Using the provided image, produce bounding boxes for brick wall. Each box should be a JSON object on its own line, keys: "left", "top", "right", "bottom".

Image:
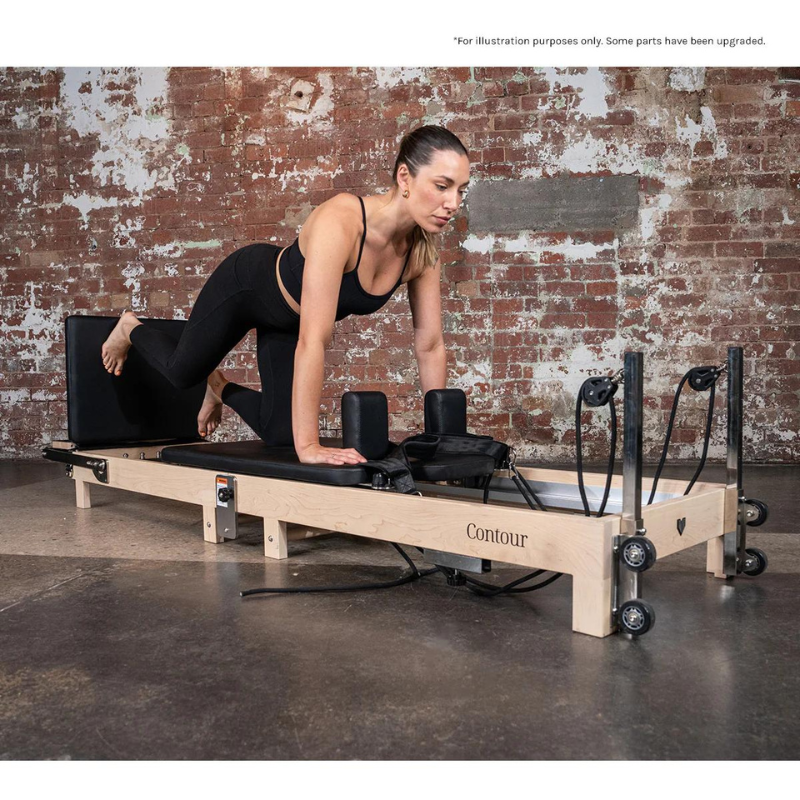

{"left": 1, "top": 67, "right": 798, "bottom": 461}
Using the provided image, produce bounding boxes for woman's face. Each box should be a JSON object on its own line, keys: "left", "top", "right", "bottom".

{"left": 404, "top": 150, "right": 470, "bottom": 233}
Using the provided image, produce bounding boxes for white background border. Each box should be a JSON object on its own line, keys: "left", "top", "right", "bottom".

{"left": 5, "top": 0, "right": 795, "bottom": 66}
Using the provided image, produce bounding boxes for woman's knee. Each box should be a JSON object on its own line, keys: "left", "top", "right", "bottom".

{"left": 169, "top": 366, "right": 207, "bottom": 391}
{"left": 257, "top": 421, "right": 293, "bottom": 447}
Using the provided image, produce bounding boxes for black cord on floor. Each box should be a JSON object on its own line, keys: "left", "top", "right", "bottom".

{"left": 463, "top": 569, "right": 563, "bottom": 597}
{"left": 240, "top": 543, "right": 438, "bottom": 597}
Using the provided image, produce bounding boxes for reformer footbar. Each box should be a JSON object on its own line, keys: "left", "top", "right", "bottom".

{"left": 43, "top": 316, "right": 771, "bottom": 638}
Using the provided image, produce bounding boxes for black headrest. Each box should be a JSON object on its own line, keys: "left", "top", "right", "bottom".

{"left": 65, "top": 315, "right": 205, "bottom": 446}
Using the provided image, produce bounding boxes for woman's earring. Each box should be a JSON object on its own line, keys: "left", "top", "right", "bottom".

{"left": 402, "top": 190, "right": 409, "bottom": 198}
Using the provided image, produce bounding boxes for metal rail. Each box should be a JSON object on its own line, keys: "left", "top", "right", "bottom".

{"left": 724, "top": 346, "right": 745, "bottom": 575}
{"left": 615, "top": 351, "right": 645, "bottom": 619}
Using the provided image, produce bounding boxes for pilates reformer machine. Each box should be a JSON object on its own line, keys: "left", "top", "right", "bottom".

{"left": 43, "top": 316, "right": 769, "bottom": 638}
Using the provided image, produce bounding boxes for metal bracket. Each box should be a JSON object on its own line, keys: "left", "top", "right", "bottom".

{"left": 215, "top": 474, "right": 238, "bottom": 540}
{"left": 89, "top": 459, "right": 108, "bottom": 483}
{"left": 739, "top": 501, "right": 758, "bottom": 526}
{"left": 42, "top": 447, "right": 109, "bottom": 483}
{"left": 423, "top": 548, "right": 491, "bottom": 574}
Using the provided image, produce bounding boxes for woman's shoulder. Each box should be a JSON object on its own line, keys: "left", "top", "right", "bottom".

{"left": 310, "top": 193, "right": 363, "bottom": 223}
{"left": 297, "top": 194, "right": 364, "bottom": 256}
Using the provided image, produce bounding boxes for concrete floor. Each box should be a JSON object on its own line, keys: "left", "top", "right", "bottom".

{"left": 1, "top": 459, "right": 798, "bottom": 759}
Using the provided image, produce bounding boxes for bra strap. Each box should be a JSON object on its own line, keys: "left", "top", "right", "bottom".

{"left": 354, "top": 197, "right": 368, "bottom": 271}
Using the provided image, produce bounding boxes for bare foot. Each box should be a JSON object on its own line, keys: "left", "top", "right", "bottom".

{"left": 198, "top": 370, "right": 228, "bottom": 438}
{"left": 101, "top": 311, "right": 141, "bottom": 376}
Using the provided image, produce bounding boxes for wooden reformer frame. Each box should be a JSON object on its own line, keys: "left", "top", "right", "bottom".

{"left": 46, "top": 347, "right": 757, "bottom": 638}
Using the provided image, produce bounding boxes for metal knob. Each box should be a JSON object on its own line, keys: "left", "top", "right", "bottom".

{"left": 217, "top": 487, "right": 234, "bottom": 503}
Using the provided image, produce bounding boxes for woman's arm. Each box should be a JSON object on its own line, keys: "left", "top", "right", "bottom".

{"left": 408, "top": 259, "right": 447, "bottom": 394}
{"left": 292, "top": 197, "right": 366, "bottom": 465}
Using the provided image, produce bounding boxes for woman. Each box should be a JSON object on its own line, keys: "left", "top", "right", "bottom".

{"left": 101, "top": 125, "right": 470, "bottom": 465}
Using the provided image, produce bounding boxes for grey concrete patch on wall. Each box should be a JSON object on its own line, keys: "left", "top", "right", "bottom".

{"left": 466, "top": 176, "right": 640, "bottom": 232}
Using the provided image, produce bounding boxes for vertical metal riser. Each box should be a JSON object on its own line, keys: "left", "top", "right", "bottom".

{"left": 614, "top": 351, "right": 644, "bottom": 619}
{"left": 215, "top": 474, "right": 238, "bottom": 541}
{"left": 724, "top": 346, "right": 745, "bottom": 575}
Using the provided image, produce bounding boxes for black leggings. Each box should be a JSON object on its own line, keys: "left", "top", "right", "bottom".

{"left": 129, "top": 243, "right": 300, "bottom": 446}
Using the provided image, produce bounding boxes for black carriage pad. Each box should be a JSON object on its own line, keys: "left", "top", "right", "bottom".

{"left": 160, "top": 440, "right": 370, "bottom": 486}
{"left": 65, "top": 315, "right": 205, "bottom": 447}
{"left": 160, "top": 439, "right": 497, "bottom": 487}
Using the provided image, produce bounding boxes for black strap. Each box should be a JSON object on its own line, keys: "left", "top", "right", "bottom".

{"left": 400, "top": 433, "right": 440, "bottom": 461}
{"left": 509, "top": 464, "right": 548, "bottom": 512}
{"left": 362, "top": 432, "right": 509, "bottom": 494}
{"left": 354, "top": 197, "right": 368, "bottom": 270}
{"left": 362, "top": 457, "right": 419, "bottom": 494}
{"left": 419, "top": 432, "right": 509, "bottom": 464}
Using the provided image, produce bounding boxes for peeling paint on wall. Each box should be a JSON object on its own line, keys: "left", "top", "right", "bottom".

{"left": 374, "top": 67, "right": 429, "bottom": 89}
{"left": 669, "top": 68, "right": 706, "bottom": 92}
{"left": 493, "top": 233, "right": 618, "bottom": 261}
{"left": 62, "top": 193, "right": 121, "bottom": 227}
{"left": 640, "top": 194, "right": 674, "bottom": 240}
{"left": 525, "top": 134, "right": 646, "bottom": 178}
{"left": 675, "top": 106, "right": 728, "bottom": 159}
{"left": 536, "top": 67, "right": 612, "bottom": 118}
{"left": 61, "top": 69, "right": 171, "bottom": 195}
{"left": 2, "top": 283, "right": 68, "bottom": 360}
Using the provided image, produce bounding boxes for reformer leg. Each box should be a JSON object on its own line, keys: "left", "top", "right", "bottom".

{"left": 572, "top": 570, "right": 615, "bottom": 637}
{"left": 75, "top": 477, "right": 91, "bottom": 509}
{"left": 707, "top": 484, "right": 738, "bottom": 578}
{"left": 203, "top": 506, "right": 224, "bottom": 543}
{"left": 263, "top": 519, "right": 288, "bottom": 560}
{"left": 706, "top": 536, "right": 727, "bottom": 579}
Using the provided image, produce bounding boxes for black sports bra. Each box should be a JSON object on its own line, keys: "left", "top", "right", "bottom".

{"left": 279, "top": 196, "right": 411, "bottom": 321}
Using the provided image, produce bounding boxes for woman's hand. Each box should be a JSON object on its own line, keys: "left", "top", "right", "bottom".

{"left": 296, "top": 443, "right": 367, "bottom": 466}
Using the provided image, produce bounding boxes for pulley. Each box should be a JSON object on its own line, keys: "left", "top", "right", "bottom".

{"left": 579, "top": 367, "right": 624, "bottom": 408}
{"left": 688, "top": 364, "right": 726, "bottom": 392}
